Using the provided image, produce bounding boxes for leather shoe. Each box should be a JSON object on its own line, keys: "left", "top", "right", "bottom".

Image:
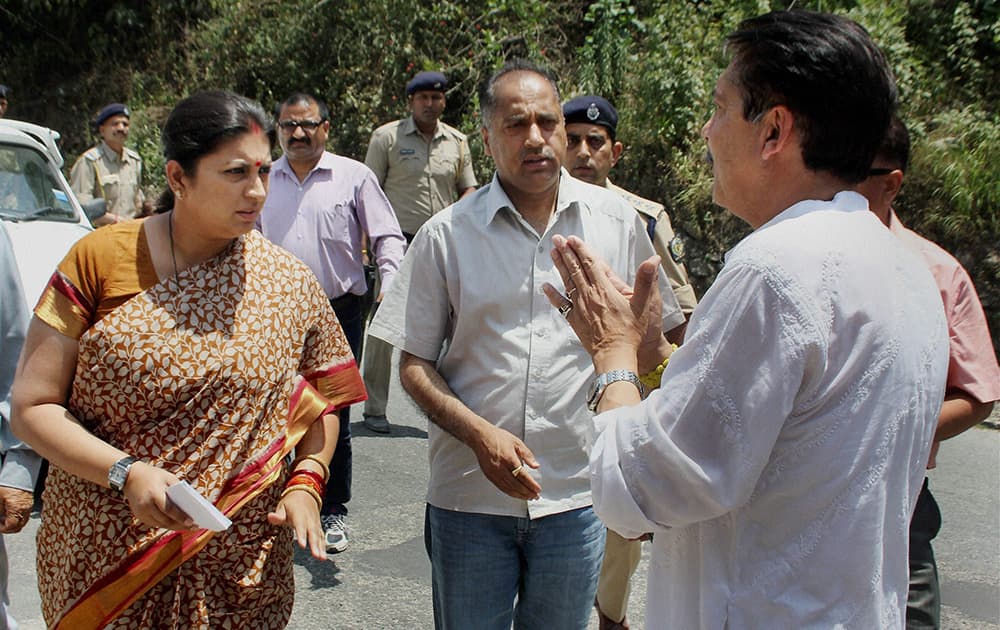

{"left": 363, "top": 414, "right": 390, "bottom": 433}
{"left": 595, "top": 598, "right": 629, "bottom": 630}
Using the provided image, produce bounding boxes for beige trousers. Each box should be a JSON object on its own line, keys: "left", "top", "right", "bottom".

{"left": 596, "top": 529, "right": 642, "bottom": 623}
{"left": 361, "top": 334, "right": 391, "bottom": 417}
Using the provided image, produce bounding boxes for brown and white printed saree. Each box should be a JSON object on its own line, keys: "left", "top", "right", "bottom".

{"left": 33, "top": 224, "right": 365, "bottom": 629}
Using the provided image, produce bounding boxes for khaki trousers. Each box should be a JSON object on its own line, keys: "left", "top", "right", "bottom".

{"left": 361, "top": 333, "right": 391, "bottom": 417}
{"left": 596, "top": 529, "right": 642, "bottom": 623}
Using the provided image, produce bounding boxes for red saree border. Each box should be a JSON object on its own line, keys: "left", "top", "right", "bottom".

{"left": 304, "top": 360, "right": 368, "bottom": 411}
{"left": 51, "top": 372, "right": 354, "bottom": 629}
{"left": 34, "top": 271, "right": 92, "bottom": 340}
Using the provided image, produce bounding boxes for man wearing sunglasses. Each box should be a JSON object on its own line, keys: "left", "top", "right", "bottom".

{"left": 258, "top": 92, "right": 405, "bottom": 555}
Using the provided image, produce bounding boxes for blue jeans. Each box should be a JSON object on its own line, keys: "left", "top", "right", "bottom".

{"left": 323, "top": 294, "right": 364, "bottom": 515}
{"left": 425, "top": 504, "right": 605, "bottom": 630}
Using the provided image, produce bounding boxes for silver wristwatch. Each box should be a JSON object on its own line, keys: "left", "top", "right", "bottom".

{"left": 108, "top": 456, "right": 137, "bottom": 493}
{"left": 587, "top": 370, "right": 645, "bottom": 412}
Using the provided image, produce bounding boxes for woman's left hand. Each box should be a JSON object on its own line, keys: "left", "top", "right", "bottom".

{"left": 267, "top": 491, "right": 326, "bottom": 561}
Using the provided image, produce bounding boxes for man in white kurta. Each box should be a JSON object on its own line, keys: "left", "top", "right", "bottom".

{"left": 545, "top": 10, "right": 951, "bottom": 629}
{"left": 590, "top": 192, "right": 948, "bottom": 627}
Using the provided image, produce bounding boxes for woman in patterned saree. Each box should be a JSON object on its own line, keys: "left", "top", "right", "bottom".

{"left": 11, "top": 91, "right": 365, "bottom": 628}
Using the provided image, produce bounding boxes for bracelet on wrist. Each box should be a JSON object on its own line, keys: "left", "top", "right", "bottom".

{"left": 639, "top": 344, "right": 679, "bottom": 392}
{"left": 291, "top": 453, "right": 330, "bottom": 481}
{"left": 280, "top": 483, "right": 323, "bottom": 509}
{"left": 287, "top": 472, "right": 325, "bottom": 496}
{"left": 288, "top": 469, "right": 326, "bottom": 490}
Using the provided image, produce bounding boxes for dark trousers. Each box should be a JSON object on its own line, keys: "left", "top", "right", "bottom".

{"left": 324, "top": 293, "right": 364, "bottom": 515}
{"left": 907, "top": 477, "right": 942, "bottom": 629}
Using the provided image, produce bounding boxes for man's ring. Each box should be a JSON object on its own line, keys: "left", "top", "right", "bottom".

{"left": 511, "top": 465, "right": 523, "bottom": 477}
{"left": 558, "top": 302, "right": 573, "bottom": 318}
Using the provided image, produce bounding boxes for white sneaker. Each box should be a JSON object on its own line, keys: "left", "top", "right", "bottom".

{"left": 321, "top": 513, "right": 349, "bottom": 553}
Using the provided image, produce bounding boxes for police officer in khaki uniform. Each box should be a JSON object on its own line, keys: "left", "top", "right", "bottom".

{"left": 69, "top": 103, "right": 144, "bottom": 224}
{"left": 361, "top": 71, "right": 477, "bottom": 433}
{"left": 563, "top": 94, "right": 697, "bottom": 630}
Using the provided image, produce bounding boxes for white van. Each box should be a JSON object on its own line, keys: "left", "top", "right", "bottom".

{"left": 0, "top": 120, "right": 96, "bottom": 309}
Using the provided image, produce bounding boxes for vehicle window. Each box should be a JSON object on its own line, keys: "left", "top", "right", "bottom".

{"left": 0, "top": 144, "right": 76, "bottom": 222}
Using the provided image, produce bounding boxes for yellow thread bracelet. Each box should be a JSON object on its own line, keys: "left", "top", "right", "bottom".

{"left": 639, "top": 344, "right": 678, "bottom": 391}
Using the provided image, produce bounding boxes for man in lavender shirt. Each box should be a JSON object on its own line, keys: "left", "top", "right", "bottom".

{"left": 259, "top": 92, "right": 406, "bottom": 554}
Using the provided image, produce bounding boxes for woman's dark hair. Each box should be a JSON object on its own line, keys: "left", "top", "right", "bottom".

{"left": 725, "top": 10, "right": 898, "bottom": 184}
{"left": 155, "top": 90, "right": 275, "bottom": 213}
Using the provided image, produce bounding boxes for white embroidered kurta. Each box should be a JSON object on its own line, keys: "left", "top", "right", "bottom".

{"left": 591, "top": 192, "right": 950, "bottom": 629}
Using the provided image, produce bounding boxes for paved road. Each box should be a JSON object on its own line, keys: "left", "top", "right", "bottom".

{"left": 6, "top": 365, "right": 999, "bottom": 628}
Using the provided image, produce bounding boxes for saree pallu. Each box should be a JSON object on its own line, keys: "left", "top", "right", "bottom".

{"left": 34, "top": 229, "right": 365, "bottom": 629}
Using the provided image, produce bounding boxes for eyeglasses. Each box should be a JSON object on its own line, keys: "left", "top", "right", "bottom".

{"left": 867, "top": 167, "right": 896, "bottom": 176}
{"left": 566, "top": 133, "right": 608, "bottom": 152}
{"left": 278, "top": 119, "right": 324, "bottom": 132}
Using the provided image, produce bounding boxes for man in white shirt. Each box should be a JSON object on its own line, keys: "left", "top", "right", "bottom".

{"left": 545, "top": 10, "right": 950, "bottom": 629}
{"left": 369, "top": 59, "right": 684, "bottom": 629}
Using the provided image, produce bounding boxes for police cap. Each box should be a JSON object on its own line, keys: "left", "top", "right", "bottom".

{"left": 94, "top": 103, "right": 130, "bottom": 127}
{"left": 406, "top": 71, "right": 448, "bottom": 95}
{"left": 562, "top": 95, "right": 618, "bottom": 138}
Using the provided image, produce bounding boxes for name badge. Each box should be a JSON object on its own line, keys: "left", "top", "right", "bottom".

{"left": 399, "top": 148, "right": 416, "bottom": 156}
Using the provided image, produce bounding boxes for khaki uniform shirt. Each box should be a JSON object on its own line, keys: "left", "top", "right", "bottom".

{"left": 608, "top": 179, "right": 697, "bottom": 313}
{"left": 365, "top": 116, "right": 477, "bottom": 235}
{"left": 69, "top": 140, "right": 144, "bottom": 219}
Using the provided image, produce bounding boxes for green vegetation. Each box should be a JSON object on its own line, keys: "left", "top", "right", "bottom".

{"left": 3, "top": 0, "right": 998, "bottom": 347}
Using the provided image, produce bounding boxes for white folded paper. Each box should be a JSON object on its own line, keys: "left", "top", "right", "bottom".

{"left": 165, "top": 481, "right": 232, "bottom": 531}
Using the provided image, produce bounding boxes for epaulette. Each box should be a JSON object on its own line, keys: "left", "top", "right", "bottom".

{"left": 124, "top": 147, "right": 142, "bottom": 161}
{"left": 83, "top": 147, "right": 102, "bottom": 161}
{"left": 607, "top": 181, "right": 664, "bottom": 220}
{"left": 440, "top": 121, "right": 467, "bottom": 142}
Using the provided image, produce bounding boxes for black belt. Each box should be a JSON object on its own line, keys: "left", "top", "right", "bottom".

{"left": 329, "top": 292, "right": 363, "bottom": 311}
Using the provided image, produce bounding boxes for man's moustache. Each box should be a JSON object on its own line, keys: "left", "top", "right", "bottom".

{"left": 704, "top": 150, "right": 714, "bottom": 166}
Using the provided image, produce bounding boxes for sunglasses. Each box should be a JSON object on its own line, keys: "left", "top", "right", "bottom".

{"left": 278, "top": 119, "right": 324, "bottom": 132}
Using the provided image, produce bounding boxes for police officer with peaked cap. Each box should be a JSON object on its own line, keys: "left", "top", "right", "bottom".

{"left": 69, "top": 102, "right": 145, "bottom": 223}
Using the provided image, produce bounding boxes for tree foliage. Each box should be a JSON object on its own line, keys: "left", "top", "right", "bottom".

{"left": 1, "top": 0, "right": 998, "bottom": 347}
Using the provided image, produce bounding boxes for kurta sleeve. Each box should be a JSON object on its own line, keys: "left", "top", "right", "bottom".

{"left": 591, "top": 262, "right": 819, "bottom": 538}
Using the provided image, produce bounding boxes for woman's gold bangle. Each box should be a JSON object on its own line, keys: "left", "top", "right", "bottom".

{"left": 280, "top": 483, "right": 322, "bottom": 509}
{"left": 292, "top": 453, "right": 330, "bottom": 481}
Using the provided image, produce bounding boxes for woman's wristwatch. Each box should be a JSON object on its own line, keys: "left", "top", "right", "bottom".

{"left": 108, "top": 456, "right": 137, "bottom": 492}
{"left": 587, "top": 370, "right": 645, "bottom": 412}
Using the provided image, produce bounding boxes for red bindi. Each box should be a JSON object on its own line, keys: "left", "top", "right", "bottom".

{"left": 255, "top": 160, "right": 262, "bottom": 167}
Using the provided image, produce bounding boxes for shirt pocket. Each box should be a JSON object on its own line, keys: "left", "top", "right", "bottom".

{"left": 319, "top": 201, "right": 353, "bottom": 244}
{"left": 397, "top": 153, "right": 426, "bottom": 177}
{"left": 100, "top": 172, "right": 120, "bottom": 201}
